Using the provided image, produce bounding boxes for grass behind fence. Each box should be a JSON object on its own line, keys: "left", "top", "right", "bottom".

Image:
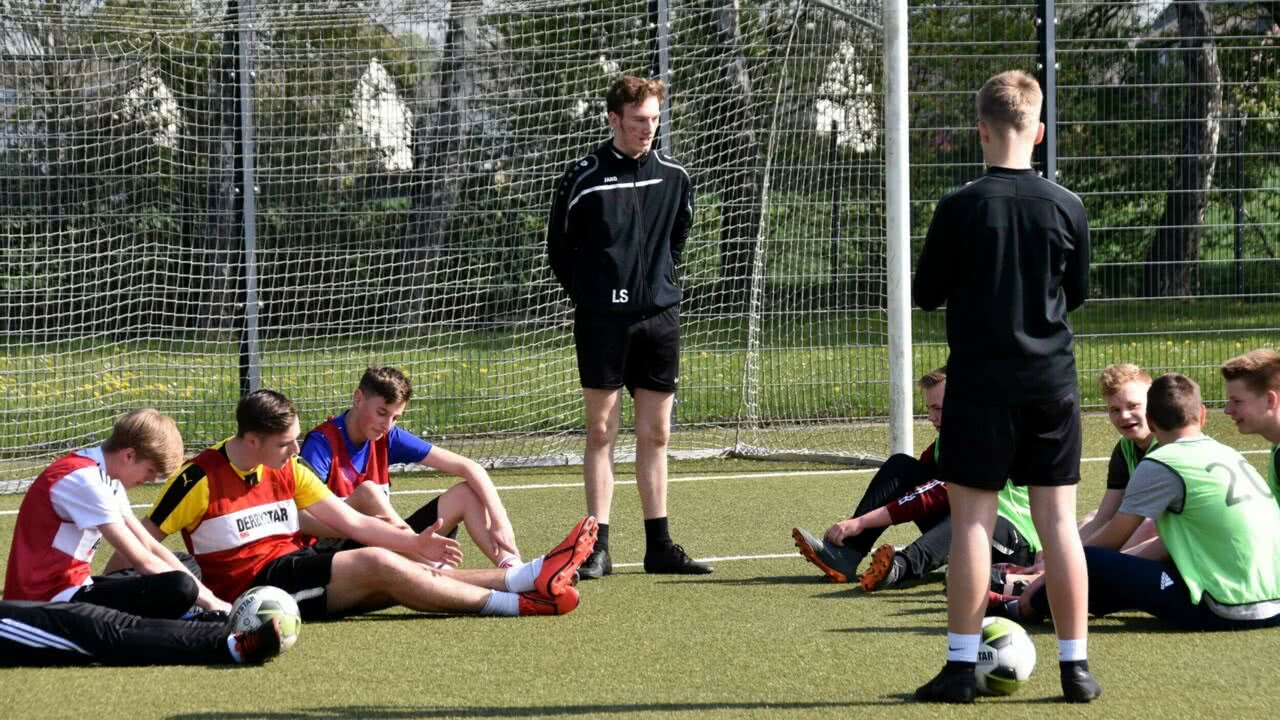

{"left": 2, "top": 297, "right": 1276, "bottom": 474}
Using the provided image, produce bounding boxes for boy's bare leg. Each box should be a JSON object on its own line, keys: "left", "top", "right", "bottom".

{"left": 1029, "top": 485, "right": 1089, "bottom": 640}
{"left": 946, "top": 484, "right": 1000, "bottom": 635}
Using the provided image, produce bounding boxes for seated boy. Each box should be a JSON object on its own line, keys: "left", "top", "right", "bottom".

{"left": 1003, "top": 373, "right": 1280, "bottom": 631}
{"left": 5, "top": 409, "right": 228, "bottom": 618}
{"left": 994, "top": 364, "right": 1159, "bottom": 593}
{"left": 143, "top": 389, "right": 594, "bottom": 621}
{"left": 299, "top": 366, "right": 520, "bottom": 569}
{"left": 792, "top": 368, "right": 1040, "bottom": 591}
{"left": 1221, "top": 349, "right": 1280, "bottom": 483}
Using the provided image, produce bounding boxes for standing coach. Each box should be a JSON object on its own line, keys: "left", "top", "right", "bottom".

{"left": 546, "top": 75, "right": 711, "bottom": 579}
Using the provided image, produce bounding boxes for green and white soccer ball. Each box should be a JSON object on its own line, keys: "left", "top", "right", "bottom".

{"left": 976, "top": 616, "right": 1036, "bottom": 695}
{"left": 229, "top": 585, "right": 302, "bottom": 652}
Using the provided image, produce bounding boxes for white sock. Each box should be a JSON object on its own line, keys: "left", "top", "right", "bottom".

{"left": 1059, "top": 637, "right": 1087, "bottom": 662}
{"left": 505, "top": 556, "right": 543, "bottom": 593}
{"left": 480, "top": 590, "right": 521, "bottom": 617}
{"left": 226, "top": 634, "right": 245, "bottom": 663}
{"left": 946, "top": 632, "right": 980, "bottom": 663}
{"left": 498, "top": 554, "right": 523, "bottom": 570}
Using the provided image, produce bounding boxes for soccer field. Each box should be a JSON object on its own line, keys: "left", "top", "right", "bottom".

{"left": 2, "top": 412, "right": 1278, "bottom": 720}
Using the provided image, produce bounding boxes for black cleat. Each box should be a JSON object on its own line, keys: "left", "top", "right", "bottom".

{"left": 914, "top": 666, "right": 978, "bottom": 704}
{"left": 644, "top": 543, "right": 713, "bottom": 575}
{"left": 576, "top": 548, "right": 612, "bottom": 580}
{"left": 185, "top": 609, "right": 230, "bottom": 624}
{"left": 231, "top": 616, "right": 283, "bottom": 664}
{"left": 792, "top": 527, "right": 862, "bottom": 583}
{"left": 1061, "top": 665, "right": 1103, "bottom": 703}
{"left": 988, "top": 564, "right": 1008, "bottom": 594}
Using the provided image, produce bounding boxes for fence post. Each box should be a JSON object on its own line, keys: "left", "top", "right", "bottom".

{"left": 1035, "top": 0, "right": 1057, "bottom": 181}
{"left": 830, "top": 119, "right": 841, "bottom": 302}
{"left": 235, "top": 0, "right": 261, "bottom": 396}
{"left": 885, "top": 0, "right": 913, "bottom": 456}
{"left": 1235, "top": 115, "right": 1246, "bottom": 295}
{"left": 649, "top": 0, "right": 673, "bottom": 154}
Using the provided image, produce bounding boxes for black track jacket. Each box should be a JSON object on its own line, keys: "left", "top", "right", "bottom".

{"left": 546, "top": 141, "right": 694, "bottom": 315}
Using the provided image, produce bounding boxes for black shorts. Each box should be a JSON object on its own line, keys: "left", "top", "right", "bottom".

{"left": 252, "top": 547, "right": 338, "bottom": 621}
{"left": 938, "top": 390, "right": 1082, "bottom": 490}
{"left": 574, "top": 304, "right": 679, "bottom": 394}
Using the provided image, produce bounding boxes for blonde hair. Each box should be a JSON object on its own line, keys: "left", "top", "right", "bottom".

{"left": 1221, "top": 349, "right": 1280, "bottom": 395}
{"left": 1098, "top": 363, "right": 1152, "bottom": 398}
{"left": 102, "top": 409, "right": 184, "bottom": 479}
{"left": 918, "top": 367, "right": 947, "bottom": 390}
{"left": 977, "top": 70, "right": 1042, "bottom": 133}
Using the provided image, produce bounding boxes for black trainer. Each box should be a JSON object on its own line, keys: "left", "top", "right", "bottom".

{"left": 644, "top": 543, "right": 713, "bottom": 575}
{"left": 186, "top": 609, "right": 230, "bottom": 624}
{"left": 577, "top": 547, "right": 612, "bottom": 580}
{"left": 231, "top": 616, "right": 284, "bottom": 664}
{"left": 1061, "top": 664, "right": 1103, "bottom": 703}
{"left": 914, "top": 666, "right": 977, "bottom": 704}
{"left": 988, "top": 565, "right": 1007, "bottom": 594}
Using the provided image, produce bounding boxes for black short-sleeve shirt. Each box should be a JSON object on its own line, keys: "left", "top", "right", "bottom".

{"left": 913, "top": 167, "right": 1090, "bottom": 403}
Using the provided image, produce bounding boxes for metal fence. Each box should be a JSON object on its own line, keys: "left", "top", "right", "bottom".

{"left": 910, "top": 0, "right": 1280, "bottom": 404}
{"left": 1, "top": 0, "right": 1277, "bottom": 488}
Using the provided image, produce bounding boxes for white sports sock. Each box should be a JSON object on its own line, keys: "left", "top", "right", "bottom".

{"left": 505, "top": 556, "right": 543, "bottom": 593}
{"left": 946, "top": 632, "right": 980, "bottom": 663}
{"left": 1058, "top": 637, "right": 1087, "bottom": 662}
{"left": 480, "top": 590, "right": 521, "bottom": 617}
{"left": 497, "top": 554, "right": 523, "bottom": 570}
{"left": 226, "top": 634, "right": 245, "bottom": 663}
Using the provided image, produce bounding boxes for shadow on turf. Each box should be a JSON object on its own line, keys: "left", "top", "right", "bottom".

{"left": 166, "top": 700, "right": 907, "bottom": 719}
{"left": 827, "top": 625, "right": 939, "bottom": 636}
{"left": 657, "top": 574, "right": 830, "bottom": 586}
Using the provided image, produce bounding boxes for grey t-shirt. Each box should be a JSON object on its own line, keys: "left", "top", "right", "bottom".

{"left": 1119, "top": 454, "right": 1187, "bottom": 518}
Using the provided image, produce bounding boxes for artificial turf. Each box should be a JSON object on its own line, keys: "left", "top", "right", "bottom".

{"left": 1, "top": 411, "right": 1278, "bottom": 719}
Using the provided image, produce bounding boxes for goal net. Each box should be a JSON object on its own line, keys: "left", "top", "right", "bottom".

{"left": 0, "top": 0, "right": 890, "bottom": 490}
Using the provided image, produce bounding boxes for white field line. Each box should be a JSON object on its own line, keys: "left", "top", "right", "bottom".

{"left": 0, "top": 449, "right": 1271, "bottom": 517}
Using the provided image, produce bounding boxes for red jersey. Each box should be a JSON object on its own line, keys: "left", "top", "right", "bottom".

{"left": 147, "top": 441, "right": 332, "bottom": 601}
{"left": 5, "top": 449, "right": 127, "bottom": 601}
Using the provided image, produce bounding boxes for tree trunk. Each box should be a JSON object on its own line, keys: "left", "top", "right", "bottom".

{"left": 200, "top": 0, "right": 247, "bottom": 331}
{"left": 712, "top": 0, "right": 764, "bottom": 310}
{"left": 1143, "top": 2, "right": 1222, "bottom": 297}
{"left": 401, "top": 5, "right": 474, "bottom": 327}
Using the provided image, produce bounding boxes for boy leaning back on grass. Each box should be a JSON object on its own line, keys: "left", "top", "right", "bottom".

{"left": 911, "top": 69, "right": 1099, "bottom": 703}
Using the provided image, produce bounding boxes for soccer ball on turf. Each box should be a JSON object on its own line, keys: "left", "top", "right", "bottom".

{"left": 229, "top": 586, "right": 302, "bottom": 652}
{"left": 976, "top": 616, "right": 1036, "bottom": 695}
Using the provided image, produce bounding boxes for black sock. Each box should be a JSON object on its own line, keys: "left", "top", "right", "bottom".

{"left": 594, "top": 523, "right": 610, "bottom": 553}
{"left": 644, "top": 516, "right": 672, "bottom": 552}
{"left": 1060, "top": 659, "right": 1090, "bottom": 674}
{"left": 943, "top": 660, "right": 976, "bottom": 674}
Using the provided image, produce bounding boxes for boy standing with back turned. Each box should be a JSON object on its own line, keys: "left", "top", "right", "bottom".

{"left": 911, "top": 70, "right": 1099, "bottom": 703}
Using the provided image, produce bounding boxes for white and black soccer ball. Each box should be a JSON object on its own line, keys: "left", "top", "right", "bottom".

{"left": 229, "top": 585, "right": 302, "bottom": 652}
{"left": 976, "top": 616, "right": 1036, "bottom": 695}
